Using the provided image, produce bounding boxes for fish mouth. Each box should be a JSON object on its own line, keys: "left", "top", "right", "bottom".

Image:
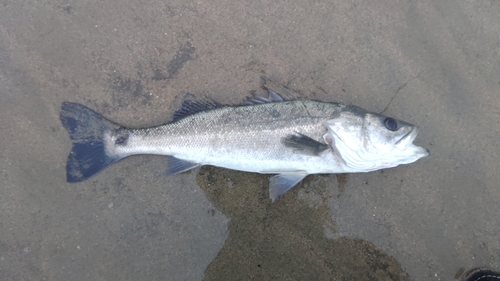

{"left": 395, "top": 127, "right": 419, "bottom": 150}
{"left": 395, "top": 127, "right": 430, "bottom": 157}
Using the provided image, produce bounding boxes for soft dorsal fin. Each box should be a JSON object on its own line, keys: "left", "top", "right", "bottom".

{"left": 173, "top": 99, "right": 222, "bottom": 121}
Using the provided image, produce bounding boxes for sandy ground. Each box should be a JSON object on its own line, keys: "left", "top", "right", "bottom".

{"left": 1, "top": 0, "right": 499, "bottom": 280}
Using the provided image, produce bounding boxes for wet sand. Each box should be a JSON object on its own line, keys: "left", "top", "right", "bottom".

{"left": 1, "top": 0, "right": 499, "bottom": 280}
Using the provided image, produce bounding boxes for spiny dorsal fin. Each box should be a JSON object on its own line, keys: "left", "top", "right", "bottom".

{"left": 173, "top": 99, "right": 222, "bottom": 121}
{"left": 172, "top": 78, "right": 295, "bottom": 119}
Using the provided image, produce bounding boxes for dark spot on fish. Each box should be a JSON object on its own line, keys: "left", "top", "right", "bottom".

{"left": 270, "top": 109, "right": 280, "bottom": 118}
{"left": 115, "top": 135, "right": 128, "bottom": 145}
{"left": 115, "top": 131, "right": 130, "bottom": 145}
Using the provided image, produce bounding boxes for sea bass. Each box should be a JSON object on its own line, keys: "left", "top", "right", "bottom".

{"left": 60, "top": 84, "right": 429, "bottom": 201}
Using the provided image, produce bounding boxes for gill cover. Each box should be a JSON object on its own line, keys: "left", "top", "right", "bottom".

{"left": 325, "top": 105, "right": 429, "bottom": 172}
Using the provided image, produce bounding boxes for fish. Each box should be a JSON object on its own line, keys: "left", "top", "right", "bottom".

{"left": 60, "top": 81, "right": 429, "bottom": 201}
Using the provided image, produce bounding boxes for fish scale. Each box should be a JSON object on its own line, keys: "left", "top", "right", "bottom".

{"left": 122, "top": 101, "right": 339, "bottom": 167}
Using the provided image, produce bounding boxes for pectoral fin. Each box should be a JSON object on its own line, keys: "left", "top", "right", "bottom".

{"left": 282, "top": 133, "right": 329, "bottom": 156}
{"left": 165, "top": 156, "right": 199, "bottom": 175}
{"left": 269, "top": 172, "right": 308, "bottom": 202}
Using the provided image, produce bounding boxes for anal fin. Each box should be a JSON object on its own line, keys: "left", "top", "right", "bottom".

{"left": 165, "top": 156, "right": 199, "bottom": 175}
{"left": 269, "top": 172, "right": 308, "bottom": 202}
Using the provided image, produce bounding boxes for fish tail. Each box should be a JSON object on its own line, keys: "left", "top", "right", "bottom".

{"left": 60, "top": 102, "right": 126, "bottom": 182}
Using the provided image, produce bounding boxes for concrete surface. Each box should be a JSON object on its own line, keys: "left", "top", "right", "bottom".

{"left": 0, "top": 0, "right": 499, "bottom": 280}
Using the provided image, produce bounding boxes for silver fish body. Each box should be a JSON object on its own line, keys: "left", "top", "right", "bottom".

{"left": 61, "top": 88, "right": 429, "bottom": 201}
{"left": 114, "top": 100, "right": 345, "bottom": 174}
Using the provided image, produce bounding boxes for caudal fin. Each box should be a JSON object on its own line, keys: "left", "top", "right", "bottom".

{"left": 60, "top": 102, "right": 124, "bottom": 182}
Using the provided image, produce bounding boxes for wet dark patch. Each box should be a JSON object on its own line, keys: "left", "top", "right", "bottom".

{"left": 112, "top": 177, "right": 131, "bottom": 194}
{"left": 152, "top": 68, "right": 167, "bottom": 80}
{"left": 196, "top": 167, "right": 410, "bottom": 281}
{"left": 336, "top": 173, "right": 348, "bottom": 198}
{"left": 111, "top": 74, "right": 143, "bottom": 97}
{"left": 301, "top": 174, "right": 338, "bottom": 228}
{"left": 58, "top": 4, "right": 72, "bottom": 14}
{"left": 109, "top": 70, "right": 151, "bottom": 106}
{"left": 126, "top": 211, "right": 167, "bottom": 238}
{"left": 166, "top": 42, "right": 195, "bottom": 79}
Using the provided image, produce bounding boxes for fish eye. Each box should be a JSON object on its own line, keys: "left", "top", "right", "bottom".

{"left": 384, "top": 118, "right": 398, "bottom": 131}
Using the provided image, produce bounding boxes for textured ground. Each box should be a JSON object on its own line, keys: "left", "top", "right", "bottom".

{"left": 0, "top": 0, "right": 499, "bottom": 280}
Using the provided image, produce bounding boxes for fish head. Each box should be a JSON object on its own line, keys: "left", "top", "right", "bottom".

{"left": 325, "top": 105, "right": 429, "bottom": 172}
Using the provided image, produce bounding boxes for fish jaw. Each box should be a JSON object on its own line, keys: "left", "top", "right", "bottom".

{"left": 393, "top": 126, "right": 430, "bottom": 164}
{"left": 396, "top": 143, "right": 430, "bottom": 165}
{"left": 395, "top": 127, "right": 418, "bottom": 150}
